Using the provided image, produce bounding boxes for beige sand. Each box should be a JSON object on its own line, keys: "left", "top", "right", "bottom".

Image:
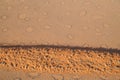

{"left": 0, "top": 0, "right": 120, "bottom": 49}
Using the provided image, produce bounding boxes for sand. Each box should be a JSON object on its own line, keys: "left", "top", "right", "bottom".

{"left": 0, "top": 0, "right": 120, "bottom": 79}
{"left": 0, "top": 0, "right": 120, "bottom": 49}
{"left": 0, "top": 45, "right": 120, "bottom": 77}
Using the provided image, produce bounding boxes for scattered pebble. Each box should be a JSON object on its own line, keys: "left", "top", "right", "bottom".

{"left": 95, "top": 28, "right": 100, "bottom": 32}
{"left": 14, "top": 77, "right": 22, "bottom": 80}
{"left": 27, "top": 72, "right": 40, "bottom": 79}
{"left": 23, "top": 6, "right": 29, "bottom": 9}
{"left": 43, "top": 12, "right": 48, "bottom": 16}
{"left": 7, "top": 6, "right": 12, "bottom": 10}
{"left": 65, "top": 11, "right": 71, "bottom": 15}
{"left": 79, "top": 10, "right": 87, "bottom": 16}
{"left": 26, "top": 27, "right": 33, "bottom": 32}
{"left": 52, "top": 74, "right": 64, "bottom": 80}
{"left": 67, "top": 34, "right": 73, "bottom": 40}
{"left": 18, "top": 14, "right": 26, "bottom": 20}
{"left": 1, "top": 15, "right": 7, "bottom": 20}
{"left": 2, "top": 28, "right": 8, "bottom": 32}
{"left": 96, "top": 32, "right": 102, "bottom": 36}
{"left": 103, "top": 23, "right": 110, "bottom": 28}
{"left": 61, "top": 1, "right": 65, "bottom": 5}
{"left": 38, "top": 18, "right": 41, "bottom": 22}
{"left": 30, "top": 41, "right": 37, "bottom": 44}
{"left": 83, "top": 26, "right": 89, "bottom": 30}
{"left": 65, "top": 25, "right": 72, "bottom": 29}
{"left": 44, "top": 25, "right": 51, "bottom": 29}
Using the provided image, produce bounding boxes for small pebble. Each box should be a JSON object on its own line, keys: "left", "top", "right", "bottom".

{"left": 79, "top": 10, "right": 87, "bottom": 16}
{"left": 1, "top": 15, "right": 7, "bottom": 20}
{"left": 7, "top": 6, "right": 12, "bottom": 10}
{"left": 2, "top": 28, "right": 8, "bottom": 32}
{"left": 27, "top": 72, "right": 40, "bottom": 79}
{"left": 26, "top": 27, "right": 33, "bottom": 32}
{"left": 14, "top": 77, "right": 22, "bottom": 80}
{"left": 65, "top": 25, "right": 72, "bottom": 29}
{"left": 44, "top": 25, "right": 51, "bottom": 29}
{"left": 18, "top": 14, "right": 26, "bottom": 19}
{"left": 67, "top": 34, "right": 73, "bottom": 39}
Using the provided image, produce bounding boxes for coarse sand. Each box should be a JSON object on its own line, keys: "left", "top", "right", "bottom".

{"left": 0, "top": 45, "right": 120, "bottom": 75}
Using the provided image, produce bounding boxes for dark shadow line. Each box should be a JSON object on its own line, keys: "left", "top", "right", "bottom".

{"left": 0, "top": 45, "right": 120, "bottom": 54}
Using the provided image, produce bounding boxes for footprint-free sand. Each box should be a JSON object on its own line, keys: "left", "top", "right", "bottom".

{"left": 0, "top": 45, "right": 120, "bottom": 75}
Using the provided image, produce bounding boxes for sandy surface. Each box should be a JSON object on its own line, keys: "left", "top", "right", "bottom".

{"left": 0, "top": 0, "right": 120, "bottom": 49}
{"left": 0, "top": 0, "right": 120, "bottom": 80}
{"left": 0, "top": 46, "right": 120, "bottom": 80}
{"left": 0, "top": 69, "right": 120, "bottom": 80}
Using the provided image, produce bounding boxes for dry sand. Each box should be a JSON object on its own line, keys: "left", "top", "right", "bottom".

{"left": 0, "top": 0, "right": 120, "bottom": 49}
{"left": 0, "top": 45, "right": 120, "bottom": 80}
{"left": 0, "top": 0, "right": 120, "bottom": 80}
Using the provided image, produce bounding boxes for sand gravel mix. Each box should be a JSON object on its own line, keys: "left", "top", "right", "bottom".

{"left": 0, "top": 45, "right": 120, "bottom": 75}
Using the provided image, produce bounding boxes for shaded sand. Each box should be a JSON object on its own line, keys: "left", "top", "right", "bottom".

{"left": 0, "top": 45, "right": 120, "bottom": 75}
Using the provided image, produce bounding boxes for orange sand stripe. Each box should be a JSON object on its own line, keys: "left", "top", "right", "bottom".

{"left": 0, "top": 45, "right": 120, "bottom": 74}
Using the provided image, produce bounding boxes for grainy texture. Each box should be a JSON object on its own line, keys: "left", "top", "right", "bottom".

{"left": 0, "top": 0, "right": 120, "bottom": 49}
{"left": 0, "top": 46, "right": 120, "bottom": 75}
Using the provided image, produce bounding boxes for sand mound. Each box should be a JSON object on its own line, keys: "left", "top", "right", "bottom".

{"left": 0, "top": 45, "right": 120, "bottom": 75}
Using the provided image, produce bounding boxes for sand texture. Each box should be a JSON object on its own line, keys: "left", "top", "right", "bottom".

{"left": 0, "top": 0, "right": 120, "bottom": 79}
{"left": 0, "top": 0, "right": 120, "bottom": 49}
{"left": 0, "top": 45, "right": 120, "bottom": 75}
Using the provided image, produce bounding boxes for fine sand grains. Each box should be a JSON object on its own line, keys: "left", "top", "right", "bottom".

{"left": 0, "top": 46, "right": 120, "bottom": 75}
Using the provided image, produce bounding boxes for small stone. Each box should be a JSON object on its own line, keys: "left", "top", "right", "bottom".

{"left": 26, "top": 27, "right": 33, "bottom": 32}
{"left": 61, "top": 1, "right": 65, "bottom": 5}
{"left": 96, "top": 32, "right": 102, "bottom": 36}
{"left": 7, "top": 6, "right": 12, "bottom": 10}
{"left": 67, "top": 34, "right": 73, "bottom": 39}
{"left": 65, "top": 25, "right": 72, "bottom": 29}
{"left": 45, "top": 1, "right": 49, "bottom": 5}
{"left": 83, "top": 26, "right": 89, "bottom": 30}
{"left": 38, "top": 18, "right": 41, "bottom": 22}
{"left": 14, "top": 77, "right": 22, "bottom": 80}
{"left": 18, "top": 14, "right": 26, "bottom": 19}
{"left": 82, "top": 43, "right": 89, "bottom": 47}
{"left": 43, "top": 12, "right": 48, "bottom": 16}
{"left": 95, "top": 28, "right": 100, "bottom": 32}
{"left": 66, "top": 11, "right": 70, "bottom": 15}
{"left": 24, "top": 6, "right": 29, "bottom": 9}
{"left": 30, "top": 41, "right": 37, "bottom": 44}
{"left": 100, "top": 44, "right": 108, "bottom": 48}
{"left": 2, "top": 28, "right": 8, "bottom": 32}
{"left": 27, "top": 72, "right": 40, "bottom": 79}
{"left": 24, "top": 17, "right": 30, "bottom": 21}
{"left": 1, "top": 15, "right": 7, "bottom": 20}
{"left": 72, "top": 75, "right": 80, "bottom": 80}
{"left": 79, "top": 10, "right": 87, "bottom": 16}
{"left": 52, "top": 74, "right": 64, "bottom": 80}
{"left": 44, "top": 25, "right": 51, "bottom": 29}
{"left": 103, "top": 23, "right": 110, "bottom": 28}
